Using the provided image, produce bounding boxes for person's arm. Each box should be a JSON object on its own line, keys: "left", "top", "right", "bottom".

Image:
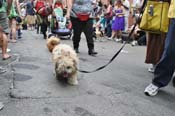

{"left": 33, "top": 0, "right": 37, "bottom": 8}
{"left": 66, "top": 0, "right": 74, "bottom": 19}
{"left": 7, "top": 0, "right": 13, "bottom": 15}
{"left": 122, "top": 2, "right": 129, "bottom": 10}
{"left": 105, "top": 5, "right": 111, "bottom": 14}
{"left": 15, "top": 0, "right": 21, "bottom": 16}
{"left": 46, "top": 0, "right": 53, "bottom": 5}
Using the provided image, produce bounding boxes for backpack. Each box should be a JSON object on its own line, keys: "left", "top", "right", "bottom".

{"left": 35, "top": 1, "right": 52, "bottom": 17}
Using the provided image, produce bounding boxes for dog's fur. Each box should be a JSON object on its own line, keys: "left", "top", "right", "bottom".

{"left": 47, "top": 36, "right": 79, "bottom": 85}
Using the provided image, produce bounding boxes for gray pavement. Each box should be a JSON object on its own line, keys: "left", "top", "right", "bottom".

{"left": 0, "top": 30, "right": 174, "bottom": 116}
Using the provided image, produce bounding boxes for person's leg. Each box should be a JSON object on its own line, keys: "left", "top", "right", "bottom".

{"left": 83, "top": 19, "right": 97, "bottom": 56}
{"left": 145, "top": 18, "right": 175, "bottom": 96}
{"left": 153, "top": 19, "right": 175, "bottom": 87}
{"left": 41, "top": 22, "right": 47, "bottom": 39}
{"left": 106, "top": 18, "right": 112, "bottom": 37}
{"left": 17, "top": 24, "right": 22, "bottom": 39}
{"left": 70, "top": 17, "right": 83, "bottom": 52}
{"left": 41, "top": 17, "right": 48, "bottom": 39}
{"left": 124, "top": 16, "right": 129, "bottom": 32}
{"left": 172, "top": 77, "right": 175, "bottom": 87}
{"left": 11, "top": 18, "right": 17, "bottom": 42}
{"left": 108, "top": 30, "right": 115, "bottom": 40}
{"left": 115, "top": 31, "right": 122, "bottom": 42}
{"left": 2, "top": 33, "right": 11, "bottom": 60}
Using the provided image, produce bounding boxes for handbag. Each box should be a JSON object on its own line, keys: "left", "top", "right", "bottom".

{"left": 139, "top": 0, "right": 169, "bottom": 33}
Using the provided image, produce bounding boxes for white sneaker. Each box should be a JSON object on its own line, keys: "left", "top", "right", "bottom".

{"left": 144, "top": 83, "right": 159, "bottom": 96}
{"left": 131, "top": 40, "right": 138, "bottom": 46}
{"left": 115, "top": 38, "right": 122, "bottom": 42}
{"left": 107, "top": 37, "right": 112, "bottom": 40}
{"left": 148, "top": 64, "right": 155, "bottom": 73}
{"left": 148, "top": 67, "right": 154, "bottom": 73}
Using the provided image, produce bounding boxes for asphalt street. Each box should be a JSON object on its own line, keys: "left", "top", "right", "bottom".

{"left": 0, "top": 30, "right": 174, "bottom": 116}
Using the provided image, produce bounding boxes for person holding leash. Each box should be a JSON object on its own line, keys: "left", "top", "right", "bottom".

{"left": 144, "top": 0, "right": 175, "bottom": 96}
{"left": 66, "top": 0, "right": 98, "bottom": 56}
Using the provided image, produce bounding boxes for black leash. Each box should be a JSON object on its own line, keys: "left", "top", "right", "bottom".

{"left": 77, "top": 1, "right": 147, "bottom": 73}
{"left": 78, "top": 22, "right": 137, "bottom": 73}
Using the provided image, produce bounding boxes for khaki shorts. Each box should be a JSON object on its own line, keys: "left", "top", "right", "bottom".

{"left": 26, "top": 15, "right": 36, "bottom": 25}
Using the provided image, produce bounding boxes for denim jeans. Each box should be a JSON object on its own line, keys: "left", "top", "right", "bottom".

{"left": 153, "top": 18, "right": 175, "bottom": 87}
{"left": 105, "top": 18, "right": 112, "bottom": 37}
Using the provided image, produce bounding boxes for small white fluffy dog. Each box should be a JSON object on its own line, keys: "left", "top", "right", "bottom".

{"left": 47, "top": 36, "right": 79, "bottom": 85}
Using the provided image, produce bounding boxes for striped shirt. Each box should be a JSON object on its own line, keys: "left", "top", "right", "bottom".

{"left": 0, "top": 0, "right": 7, "bottom": 13}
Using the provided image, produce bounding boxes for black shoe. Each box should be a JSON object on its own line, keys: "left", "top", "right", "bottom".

{"left": 74, "top": 48, "right": 79, "bottom": 53}
{"left": 43, "top": 35, "right": 47, "bottom": 39}
{"left": 88, "top": 50, "right": 98, "bottom": 56}
{"left": 18, "top": 36, "right": 22, "bottom": 39}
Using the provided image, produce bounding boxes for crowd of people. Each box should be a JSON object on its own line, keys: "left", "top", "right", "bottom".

{"left": 0, "top": 0, "right": 175, "bottom": 110}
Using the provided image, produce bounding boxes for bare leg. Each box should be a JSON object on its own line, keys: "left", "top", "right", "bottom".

{"left": 109, "top": 30, "right": 116, "bottom": 40}
{"left": 10, "top": 18, "right": 17, "bottom": 43}
{"left": 2, "top": 33, "right": 11, "bottom": 59}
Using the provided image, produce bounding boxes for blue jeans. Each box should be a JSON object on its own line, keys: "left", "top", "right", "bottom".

{"left": 153, "top": 18, "right": 175, "bottom": 87}
{"left": 105, "top": 18, "right": 112, "bottom": 37}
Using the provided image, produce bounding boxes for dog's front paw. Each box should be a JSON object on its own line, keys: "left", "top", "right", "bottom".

{"left": 68, "top": 79, "right": 78, "bottom": 85}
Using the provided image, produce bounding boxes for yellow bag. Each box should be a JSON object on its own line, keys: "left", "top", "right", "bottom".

{"left": 168, "top": 0, "right": 175, "bottom": 18}
{"left": 139, "top": 0, "right": 169, "bottom": 33}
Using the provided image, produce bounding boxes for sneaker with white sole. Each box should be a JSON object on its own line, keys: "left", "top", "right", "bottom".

{"left": 115, "top": 38, "right": 122, "bottom": 42}
{"left": 144, "top": 83, "right": 159, "bottom": 96}
{"left": 107, "top": 37, "right": 112, "bottom": 40}
{"left": 148, "top": 64, "right": 155, "bottom": 73}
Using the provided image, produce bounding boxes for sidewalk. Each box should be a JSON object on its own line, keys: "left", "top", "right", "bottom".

{"left": 0, "top": 30, "right": 174, "bottom": 116}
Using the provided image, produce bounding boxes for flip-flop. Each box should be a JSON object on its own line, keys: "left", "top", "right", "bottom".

{"left": 2, "top": 55, "right": 11, "bottom": 60}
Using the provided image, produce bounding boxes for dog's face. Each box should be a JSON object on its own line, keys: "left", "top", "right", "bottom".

{"left": 55, "top": 56, "right": 77, "bottom": 78}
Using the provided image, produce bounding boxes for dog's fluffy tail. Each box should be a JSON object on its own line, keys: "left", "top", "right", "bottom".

{"left": 46, "top": 37, "right": 61, "bottom": 52}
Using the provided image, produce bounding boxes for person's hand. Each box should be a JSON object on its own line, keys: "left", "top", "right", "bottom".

{"left": 65, "top": 12, "right": 70, "bottom": 19}
{"left": 0, "top": 26, "right": 2, "bottom": 32}
{"left": 7, "top": 8, "right": 10, "bottom": 16}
